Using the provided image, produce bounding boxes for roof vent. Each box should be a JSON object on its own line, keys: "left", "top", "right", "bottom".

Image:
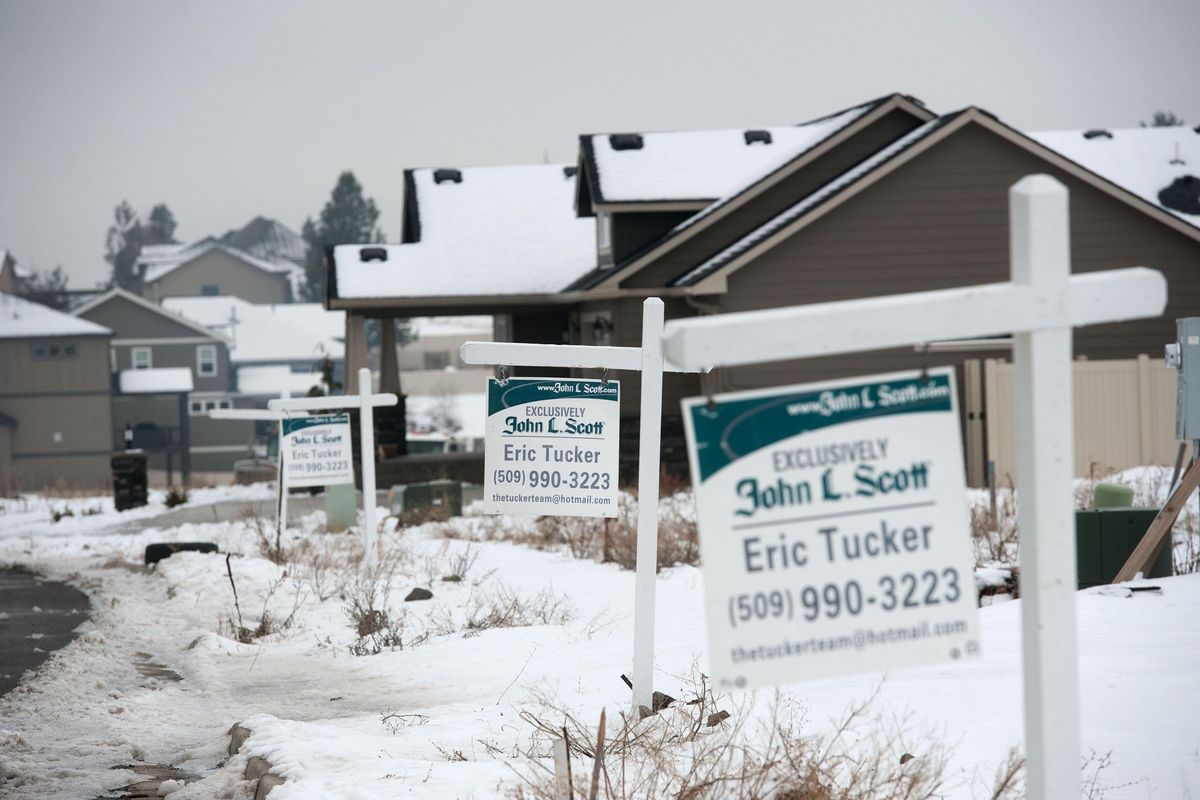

{"left": 744, "top": 129, "right": 772, "bottom": 145}
{"left": 1194, "top": 125, "right": 1200, "bottom": 134}
{"left": 1159, "top": 175, "right": 1200, "bottom": 215}
{"left": 1083, "top": 129, "right": 1113, "bottom": 140}
{"left": 608, "top": 133, "right": 644, "bottom": 151}
{"left": 563, "top": 165, "right": 578, "bottom": 179}
{"left": 433, "top": 168, "right": 462, "bottom": 184}
{"left": 360, "top": 247, "right": 388, "bottom": 263}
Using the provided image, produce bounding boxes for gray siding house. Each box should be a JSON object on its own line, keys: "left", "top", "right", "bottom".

{"left": 0, "top": 291, "right": 114, "bottom": 491}
{"left": 73, "top": 289, "right": 256, "bottom": 473}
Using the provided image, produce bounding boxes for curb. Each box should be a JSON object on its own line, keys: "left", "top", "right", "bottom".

{"left": 228, "top": 723, "right": 285, "bottom": 798}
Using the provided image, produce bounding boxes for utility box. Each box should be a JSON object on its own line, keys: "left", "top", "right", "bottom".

{"left": 1165, "top": 317, "right": 1200, "bottom": 441}
{"left": 112, "top": 451, "right": 148, "bottom": 511}
{"left": 389, "top": 480, "right": 462, "bottom": 518}
{"left": 1075, "top": 508, "right": 1173, "bottom": 588}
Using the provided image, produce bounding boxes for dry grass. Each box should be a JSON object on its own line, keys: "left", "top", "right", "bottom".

{"left": 510, "top": 680, "right": 948, "bottom": 800}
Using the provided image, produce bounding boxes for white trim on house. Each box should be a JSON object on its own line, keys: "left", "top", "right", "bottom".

{"left": 131, "top": 346, "right": 153, "bottom": 370}
{"left": 196, "top": 344, "right": 217, "bottom": 377}
{"left": 112, "top": 337, "right": 215, "bottom": 346}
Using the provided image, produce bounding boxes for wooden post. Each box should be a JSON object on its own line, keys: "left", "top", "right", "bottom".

{"left": 359, "top": 366, "right": 379, "bottom": 564}
{"left": 632, "top": 298, "right": 664, "bottom": 715}
{"left": 1113, "top": 456, "right": 1200, "bottom": 582}
{"left": 1008, "top": 175, "right": 1079, "bottom": 800}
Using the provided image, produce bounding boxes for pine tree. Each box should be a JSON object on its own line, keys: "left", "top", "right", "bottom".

{"left": 145, "top": 204, "right": 178, "bottom": 245}
{"left": 15, "top": 265, "right": 70, "bottom": 310}
{"left": 301, "top": 171, "right": 384, "bottom": 301}
{"left": 104, "top": 201, "right": 143, "bottom": 291}
{"left": 1141, "top": 110, "right": 1185, "bottom": 127}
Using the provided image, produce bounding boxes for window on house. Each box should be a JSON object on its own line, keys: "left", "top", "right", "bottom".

{"left": 31, "top": 341, "right": 80, "bottom": 360}
{"left": 197, "top": 345, "right": 217, "bottom": 377}
{"left": 219, "top": 399, "right": 231, "bottom": 409}
{"left": 423, "top": 351, "right": 451, "bottom": 370}
{"left": 201, "top": 284, "right": 220, "bottom": 296}
{"left": 596, "top": 211, "right": 612, "bottom": 260}
{"left": 131, "top": 347, "right": 152, "bottom": 370}
{"left": 189, "top": 400, "right": 204, "bottom": 415}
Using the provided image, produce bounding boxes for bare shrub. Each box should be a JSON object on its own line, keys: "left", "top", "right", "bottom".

{"left": 293, "top": 533, "right": 362, "bottom": 601}
{"left": 512, "top": 680, "right": 947, "bottom": 800}
{"left": 343, "top": 548, "right": 427, "bottom": 654}
{"left": 464, "top": 584, "right": 575, "bottom": 635}
{"left": 164, "top": 486, "right": 189, "bottom": 508}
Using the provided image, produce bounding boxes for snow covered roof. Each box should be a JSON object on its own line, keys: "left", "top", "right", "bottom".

{"left": 1031, "top": 126, "right": 1200, "bottom": 227}
{"left": 140, "top": 239, "right": 300, "bottom": 286}
{"left": 332, "top": 164, "right": 596, "bottom": 300}
{"left": 0, "top": 291, "right": 112, "bottom": 339}
{"left": 406, "top": 392, "right": 486, "bottom": 438}
{"left": 119, "top": 367, "right": 194, "bottom": 394}
{"left": 581, "top": 101, "right": 881, "bottom": 205}
{"left": 72, "top": 287, "right": 228, "bottom": 343}
{"left": 673, "top": 116, "right": 954, "bottom": 286}
{"left": 221, "top": 217, "right": 306, "bottom": 265}
{"left": 162, "top": 295, "right": 344, "bottom": 364}
{"left": 235, "top": 365, "right": 325, "bottom": 397}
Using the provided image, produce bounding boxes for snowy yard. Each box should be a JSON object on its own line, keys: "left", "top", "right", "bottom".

{"left": 1, "top": 472, "right": 1198, "bottom": 799}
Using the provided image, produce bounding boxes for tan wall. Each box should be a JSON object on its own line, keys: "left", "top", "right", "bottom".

{"left": 401, "top": 368, "right": 491, "bottom": 396}
{"left": 980, "top": 356, "right": 1184, "bottom": 483}
{"left": 396, "top": 331, "right": 489, "bottom": 371}
{"left": 0, "top": 336, "right": 114, "bottom": 489}
{"left": 148, "top": 250, "right": 290, "bottom": 304}
{"left": 0, "top": 335, "right": 112, "bottom": 395}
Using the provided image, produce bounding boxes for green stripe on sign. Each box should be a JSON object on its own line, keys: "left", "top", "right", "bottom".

{"left": 687, "top": 374, "right": 953, "bottom": 482}
{"left": 488, "top": 379, "right": 619, "bottom": 416}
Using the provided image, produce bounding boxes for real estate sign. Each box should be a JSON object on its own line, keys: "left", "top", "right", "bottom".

{"left": 483, "top": 377, "right": 620, "bottom": 517}
{"left": 682, "top": 368, "right": 980, "bottom": 690}
{"left": 281, "top": 413, "right": 354, "bottom": 488}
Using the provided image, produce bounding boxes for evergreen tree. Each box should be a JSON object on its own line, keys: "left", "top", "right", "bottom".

{"left": 1141, "top": 110, "right": 1185, "bottom": 127}
{"left": 15, "top": 265, "right": 70, "bottom": 310}
{"left": 103, "top": 201, "right": 179, "bottom": 291}
{"left": 145, "top": 204, "right": 178, "bottom": 245}
{"left": 104, "top": 200, "right": 143, "bottom": 291}
{"left": 301, "top": 171, "right": 384, "bottom": 301}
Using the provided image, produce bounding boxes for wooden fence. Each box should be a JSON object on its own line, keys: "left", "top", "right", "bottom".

{"left": 964, "top": 355, "right": 1185, "bottom": 486}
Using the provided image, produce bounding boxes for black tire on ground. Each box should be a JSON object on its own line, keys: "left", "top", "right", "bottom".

{"left": 144, "top": 542, "right": 220, "bottom": 565}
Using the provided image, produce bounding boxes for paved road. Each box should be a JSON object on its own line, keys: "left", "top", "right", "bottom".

{"left": 0, "top": 569, "right": 90, "bottom": 695}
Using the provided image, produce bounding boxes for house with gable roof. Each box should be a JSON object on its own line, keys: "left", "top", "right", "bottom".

{"left": 327, "top": 93, "right": 1200, "bottom": 479}
{"left": 73, "top": 288, "right": 257, "bottom": 474}
{"left": 1, "top": 291, "right": 114, "bottom": 490}
{"left": 138, "top": 239, "right": 300, "bottom": 304}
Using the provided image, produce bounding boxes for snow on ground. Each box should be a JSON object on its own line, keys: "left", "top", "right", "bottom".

{"left": 1, "top": 477, "right": 1198, "bottom": 798}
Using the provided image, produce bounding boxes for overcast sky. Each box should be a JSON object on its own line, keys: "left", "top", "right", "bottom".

{"left": 2, "top": 0, "right": 1198, "bottom": 288}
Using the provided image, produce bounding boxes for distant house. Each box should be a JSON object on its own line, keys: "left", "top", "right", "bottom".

{"left": 72, "top": 289, "right": 255, "bottom": 473}
{"left": 138, "top": 239, "right": 300, "bottom": 304}
{"left": 220, "top": 216, "right": 307, "bottom": 268}
{"left": 0, "top": 291, "right": 113, "bottom": 490}
{"left": 162, "top": 295, "right": 345, "bottom": 398}
{"left": 327, "top": 94, "right": 1200, "bottom": 481}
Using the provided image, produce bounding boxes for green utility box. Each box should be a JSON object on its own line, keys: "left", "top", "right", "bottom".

{"left": 1075, "top": 508, "right": 1173, "bottom": 588}
{"left": 325, "top": 484, "right": 359, "bottom": 532}
{"left": 389, "top": 480, "right": 463, "bottom": 518}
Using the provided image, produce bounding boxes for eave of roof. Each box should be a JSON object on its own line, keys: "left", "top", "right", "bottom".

{"left": 72, "top": 287, "right": 230, "bottom": 344}
{"left": 671, "top": 107, "right": 1200, "bottom": 290}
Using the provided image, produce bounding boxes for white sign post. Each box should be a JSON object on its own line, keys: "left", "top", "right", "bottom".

{"left": 660, "top": 176, "right": 1167, "bottom": 800}
{"left": 682, "top": 367, "right": 981, "bottom": 690}
{"left": 461, "top": 297, "right": 700, "bottom": 714}
{"left": 268, "top": 367, "right": 398, "bottom": 563}
{"left": 483, "top": 377, "right": 621, "bottom": 517}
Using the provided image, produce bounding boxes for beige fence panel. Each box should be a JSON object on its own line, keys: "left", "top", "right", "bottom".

{"left": 980, "top": 356, "right": 1182, "bottom": 484}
